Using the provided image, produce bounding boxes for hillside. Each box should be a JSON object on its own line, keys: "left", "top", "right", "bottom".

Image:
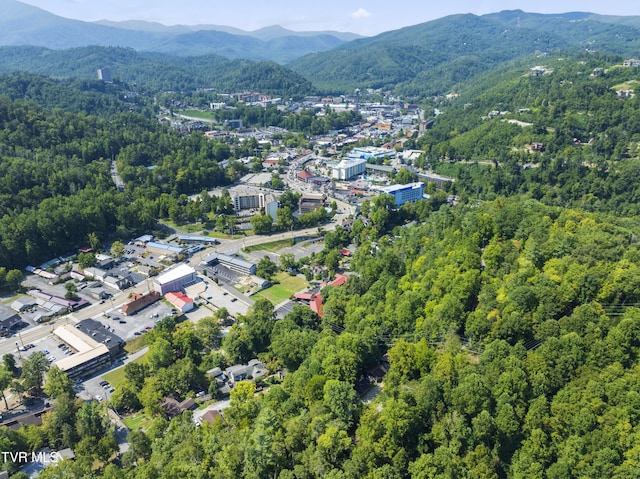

{"left": 0, "top": 0, "right": 353, "bottom": 62}
{"left": 288, "top": 11, "right": 640, "bottom": 96}
{"left": 0, "top": 46, "right": 316, "bottom": 96}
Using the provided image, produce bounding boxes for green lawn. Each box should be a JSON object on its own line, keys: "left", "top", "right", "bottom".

{"left": 122, "top": 412, "right": 154, "bottom": 431}
{"left": 124, "top": 335, "right": 148, "bottom": 354}
{"left": 254, "top": 272, "right": 308, "bottom": 305}
{"left": 103, "top": 353, "right": 147, "bottom": 388}
{"left": 180, "top": 109, "right": 217, "bottom": 121}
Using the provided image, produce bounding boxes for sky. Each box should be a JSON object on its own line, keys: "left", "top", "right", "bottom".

{"left": 18, "top": 0, "right": 640, "bottom": 36}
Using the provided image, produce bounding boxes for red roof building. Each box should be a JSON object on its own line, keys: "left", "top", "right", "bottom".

{"left": 165, "top": 291, "right": 195, "bottom": 313}
{"left": 329, "top": 274, "right": 348, "bottom": 287}
{"left": 297, "top": 170, "right": 314, "bottom": 183}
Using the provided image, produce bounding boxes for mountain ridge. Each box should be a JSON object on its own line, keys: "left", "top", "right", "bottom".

{"left": 0, "top": 0, "right": 356, "bottom": 62}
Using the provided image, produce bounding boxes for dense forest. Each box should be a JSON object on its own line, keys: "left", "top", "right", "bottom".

{"left": 5, "top": 196, "right": 640, "bottom": 478}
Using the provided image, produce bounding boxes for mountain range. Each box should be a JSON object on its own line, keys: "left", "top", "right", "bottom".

{"left": 0, "top": 0, "right": 360, "bottom": 63}
{"left": 3, "top": 1, "right": 640, "bottom": 99}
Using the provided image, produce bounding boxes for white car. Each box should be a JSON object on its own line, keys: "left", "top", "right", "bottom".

{"left": 95, "top": 395, "right": 103, "bottom": 402}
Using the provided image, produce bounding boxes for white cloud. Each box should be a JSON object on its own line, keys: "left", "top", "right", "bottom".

{"left": 350, "top": 8, "right": 372, "bottom": 20}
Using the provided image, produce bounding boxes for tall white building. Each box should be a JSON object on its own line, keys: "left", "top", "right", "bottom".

{"left": 331, "top": 158, "right": 366, "bottom": 180}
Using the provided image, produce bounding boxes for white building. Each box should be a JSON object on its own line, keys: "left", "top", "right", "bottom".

{"left": 153, "top": 264, "right": 197, "bottom": 295}
{"left": 331, "top": 158, "right": 366, "bottom": 180}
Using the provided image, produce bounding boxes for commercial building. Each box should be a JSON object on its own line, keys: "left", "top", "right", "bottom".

{"left": 177, "top": 236, "right": 220, "bottom": 245}
{"left": 146, "top": 241, "right": 186, "bottom": 258}
{"left": 0, "top": 304, "right": 20, "bottom": 336}
{"left": 165, "top": 291, "right": 195, "bottom": 313}
{"left": 299, "top": 193, "right": 326, "bottom": 214}
{"left": 202, "top": 253, "right": 256, "bottom": 275}
{"left": 97, "top": 67, "right": 112, "bottom": 82}
{"left": 122, "top": 291, "right": 161, "bottom": 316}
{"left": 153, "top": 264, "right": 197, "bottom": 295}
{"left": 53, "top": 319, "right": 124, "bottom": 379}
{"left": 331, "top": 158, "right": 366, "bottom": 180}
{"left": 377, "top": 182, "right": 425, "bottom": 207}
{"left": 231, "top": 188, "right": 280, "bottom": 215}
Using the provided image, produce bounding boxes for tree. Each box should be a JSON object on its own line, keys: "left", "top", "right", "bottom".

{"left": 0, "top": 367, "right": 12, "bottom": 409}
{"left": 256, "top": 256, "right": 278, "bottom": 281}
{"left": 110, "top": 379, "right": 141, "bottom": 413}
{"left": 251, "top": 213, "right": 273, "bottom": 234}
{"left": 195, "top": 316, "right": 222, "bottom": 348}
{"left": 3, "top": 354, "right": 17, "bottom": 377}
{"left": 277, "top": 206, "right": 295, "bottom": 230}
{"left": 323, "top": 380, "right": 360, "bottom": 429}
{"left": 87, "top": 232, "right": 101, "bottom": 251}
{"left": 280, "top": 252, "right": 297, "bottom": 273}
{"left": 44, "top": 366, "right": 74, "bottom": 400}
{"left": 5, "top": 269, "right": 22, "bottom": 292}
{"left": 146, "top": 337, "right": 174, "bottom": 372}
{"left": 110, "top": 241, "right": 125, "bottom": 258}
{"left": 20, "top": 351, "right": 49, "bottom": 395}
{"left": 64, "top": 281, "right": 78, "bottom": 300}
{"left": 78, "top": 252, "right": 97, "bottom": 269}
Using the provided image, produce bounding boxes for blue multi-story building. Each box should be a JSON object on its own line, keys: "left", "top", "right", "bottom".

{"left": 378, "top": 182, "right": 425, "bottom": 207}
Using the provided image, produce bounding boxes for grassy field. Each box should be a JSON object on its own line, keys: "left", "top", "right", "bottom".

{"left": 244, "top": 239, "right": 293, "bottom": 253}
{"left": 254, "top": 272, "right": 308, "bottom": 305}
{"left": 103, "top": 353, "right": 147, "bottom": 388}
{"left": 124, "top": 334, "right": 148, "bottom": 354}
{"left": 180, "top": 109, "right": 217, "bottom": 121}
{"left": 122, "top": 412, "right": 154, "bottom": 431}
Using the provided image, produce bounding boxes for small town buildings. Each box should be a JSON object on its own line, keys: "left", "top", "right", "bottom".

{"left": 153, "top": 264, "right": 197, "bottom": 295}
{"left": 161, "top": 396, "right": 196, "bottom": 418}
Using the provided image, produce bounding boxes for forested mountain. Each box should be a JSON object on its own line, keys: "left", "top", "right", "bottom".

{"left": 289, "top": 10, "right": 640, "bottom": 96}
{"left": 0, "top": 0, "right": 353, "bottom": 62}
{"left": 0, "top": 46, "right": 315, "bottom": 96}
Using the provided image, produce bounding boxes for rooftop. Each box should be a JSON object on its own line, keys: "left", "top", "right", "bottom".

{"left": 155, "top": 264, "right": 196, "bottom": 285}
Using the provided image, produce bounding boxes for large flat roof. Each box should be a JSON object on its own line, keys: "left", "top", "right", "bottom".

{"left": 53, "top": 323, "right": 112, "bottom": 372}
{"left": 54, "top": 324, "right": 102, "bottom": 353}
{"left": 155, "top": 264, "right": 196, "bottom": 285}
{"left": 54, "top": 345, "right": 110, "bottom": 372}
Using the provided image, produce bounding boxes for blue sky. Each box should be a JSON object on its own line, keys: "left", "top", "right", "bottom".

{"left": 19, "top": 0, "right": 640, "bottom": 36}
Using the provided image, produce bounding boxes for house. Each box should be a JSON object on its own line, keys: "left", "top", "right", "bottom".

{"left": 201, "top": 409, "right": 224, "bottom": 425}
{"left": 623, "top": 59, "right": 640, "bottom": 67}
{"left": 225, "top": 359, "right": 267, "bottom": 383}
{"left": 103, "top": 275, "right": 133, "bottom": 291}
{"left": 165, "top": 291, "right": 195, "bottom": 313}
{"left": 161, "top": 396, "right": 196, "bottom": 418}
{"left": 328, "top": 274, "right": 349, "bottom": 287}
{"left": 530, "top": 142, "right": 545, "bottom": 152}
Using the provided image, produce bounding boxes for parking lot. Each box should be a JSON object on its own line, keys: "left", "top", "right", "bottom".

{"left": 98, "top": 300, "right": 175, "bottom": 341}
